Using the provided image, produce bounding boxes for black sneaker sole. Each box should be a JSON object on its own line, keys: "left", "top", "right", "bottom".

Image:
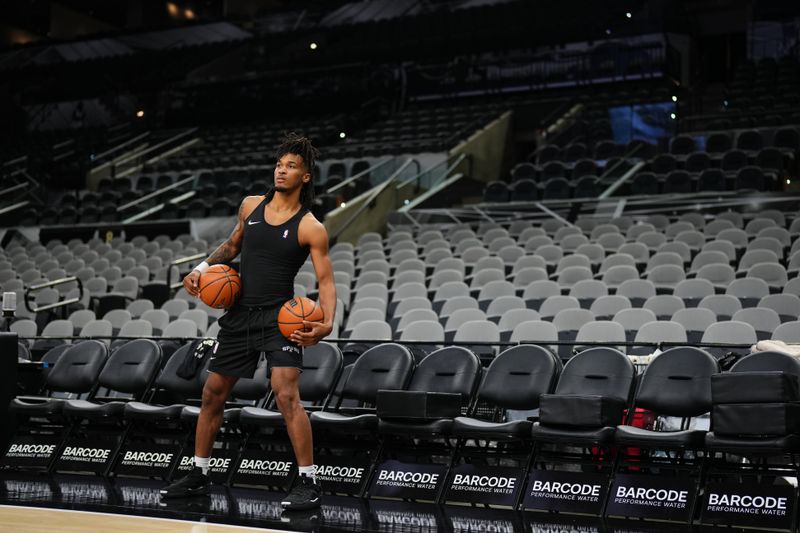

{"left": 159, "top": 484, "right": 210, "bottom": 499}
{"left": 280, "top": 497, "right": 321, "bottom": 511}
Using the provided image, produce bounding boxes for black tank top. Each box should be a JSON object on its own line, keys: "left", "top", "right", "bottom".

{"left": 239, "top": 197, "right": 310, "bottom": 307}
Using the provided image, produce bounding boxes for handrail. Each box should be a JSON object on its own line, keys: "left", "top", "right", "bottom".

{"left": 24, "top": 276, "right": 83, "bottom": 314}
{"left": 0, "top": 182, "right": 28, "bottom": 198}
{"left": 326, "top": 157, "right": 395, "bottom": 194}
{"left": 92, "top": 131, "right": 151, "bottom": 165}
{"left": 331, "top": 158, "right": 414, "bottom": 242}
{"left": 1, "top": 155, "right": 27, "bottom": 169}
{"left": 15, "top": 335, "right": 756, "bottom": 352}
{"left": 166, "top": 253, "right": 207, "bottom": 290}
{"left": 112, "top": 127, "right": 198, "bottom": 169}
{"left": 119, "top": 174, "right": 197, "bottom": 212}
{"left": 400, "top": 152, "right": 464, "bottom": 190}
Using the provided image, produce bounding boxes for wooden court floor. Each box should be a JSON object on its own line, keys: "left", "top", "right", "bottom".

{"left": 0, "top": 505, "right": 292, "bottom": 533}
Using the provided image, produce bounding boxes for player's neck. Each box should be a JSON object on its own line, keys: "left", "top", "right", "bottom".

{"left": 269, "top": 189, "right": 302, "bottom": 212}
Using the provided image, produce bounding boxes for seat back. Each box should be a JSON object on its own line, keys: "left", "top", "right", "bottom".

{"left": 634, "top": 347, "right": 719, "bottom": 417}
{"left": 97, "top": 339, "right": 162, "bottom": 395}
{"left": 730, "top": 351, "right": 800, "bottom": 375}
{"left": 299, "top": 342, "right": 344, "bottom": 402}
{"left": 407, "top": 346, "right": 481, "bottom": 406}
{"left": 231, "top": 358, "right": 270, "bottom": 401}
{"left": 554, "top": 347, "right": 635, "bottom": 404}
{"left": 155, "top": 342, "right": 207, "bottom": 397}
{"left": 46, "top": 340, "right": 108, "bottom": 393}
{"left": 341, "top": 343, "right": 414, "bottom": 404}
{"left": 477, "top": 344, "right": 561, "bottom": 410}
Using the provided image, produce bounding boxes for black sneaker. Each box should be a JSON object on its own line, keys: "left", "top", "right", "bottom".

{"left": 281, "top": 474, "right": 322, "bottom": 510}
{"left": 159, "top": 467, "right": 209, "bottom": 499}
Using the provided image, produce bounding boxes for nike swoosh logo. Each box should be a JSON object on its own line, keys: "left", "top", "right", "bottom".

{"left": 248, "top": 220, "right": 261, "bottom": 225}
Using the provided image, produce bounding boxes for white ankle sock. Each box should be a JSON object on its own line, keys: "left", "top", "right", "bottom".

{"left": 298, "top": 464, "right": 316, "bottom": 483}
{"left": 194, "top": 456, "right": 210, "bottom": 475}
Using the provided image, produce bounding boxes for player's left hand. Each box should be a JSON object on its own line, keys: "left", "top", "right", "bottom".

{"left": 290, "top": 321, "right": 332, "bottom": 347}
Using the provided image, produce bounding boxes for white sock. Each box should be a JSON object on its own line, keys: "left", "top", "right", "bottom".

{"left": 298, "top": 464, "right": 316, "bottom": 483}
{"left": 194, "top": 456, "right": 210, "bottom": 475}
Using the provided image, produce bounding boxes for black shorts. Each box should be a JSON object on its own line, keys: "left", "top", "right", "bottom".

{"left": 209, "top": 304, "right": 302, "bottom": 379}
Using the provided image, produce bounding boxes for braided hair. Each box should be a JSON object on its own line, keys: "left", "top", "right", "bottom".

{"left": 267, "top": 132, "right": 320, "bottom": 210}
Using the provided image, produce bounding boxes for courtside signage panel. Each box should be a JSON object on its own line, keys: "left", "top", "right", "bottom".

{"left": 229, "top": 451, "right": 294, "bottom": 489}
{"left": 2, "top": 436, "right": 60, "bottom": 468}
{"left": 369, "top": 460, "right": 446, "bottom": 501}
{"left": 113, "top": 443, "right": 179, "bottom": 478}
{"left": 54, "top": 438, "right": 116, "bottom": 473}
{"left": 315, "top": 454, "right": 370, "bottom": 494}
{"left": 606, "top": 474, "right": 695, "bottom": 522}
{"left": 445, "top": 464, "right": 522, "bottom": 506}
{"left": 523, "top": 470, "right": 608, "bottom": 514}
{"left": 701, "top": 482, "right": 794, "bottom": 530}
{"left": 175, "top": 449, "right": 236, "bottom": 484}
{"left": 524, "top": 515, "right": 602, "bottom": 533}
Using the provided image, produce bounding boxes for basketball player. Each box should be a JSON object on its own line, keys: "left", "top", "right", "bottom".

{"left": 160, "top": 133, "right": 335, "bottom": 511}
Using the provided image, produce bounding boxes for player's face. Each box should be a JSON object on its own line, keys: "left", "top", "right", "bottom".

{"left": 274, "top": 153, "right": 310, "bottom": 193}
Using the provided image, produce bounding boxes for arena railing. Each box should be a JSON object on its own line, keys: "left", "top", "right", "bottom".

{"left": 326, "top": 156, "right": 399, "bottom": 199}
{"left": 165, "top": 253, "right": 207, "bottom": 291}
{"left": 23, "top": 277, "right": 84, "bottom": 317}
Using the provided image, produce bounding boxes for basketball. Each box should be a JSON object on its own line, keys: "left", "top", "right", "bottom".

{"left": 278, "top": 296, "right": 324, "bottom": 338}
{"left": 198, "top": 264, "right": 241, "bottom": 309}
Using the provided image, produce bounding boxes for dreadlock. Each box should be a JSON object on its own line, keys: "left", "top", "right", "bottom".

{"left": 266, "top": 132, "right": 320, "bottom": 210}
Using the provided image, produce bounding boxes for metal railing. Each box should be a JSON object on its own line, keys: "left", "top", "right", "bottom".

{"left": 24, "top": 277, "right": 84, "bottom": 314}
{"left": 165, "top": 253, "right": 206, "bottom": 290}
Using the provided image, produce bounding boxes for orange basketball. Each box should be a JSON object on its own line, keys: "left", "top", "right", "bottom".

{"left": 198, "top": 264, "right": 241, "bottom": 309}
{"left": 278, "top": 296, "right": 324, "bottom": 338}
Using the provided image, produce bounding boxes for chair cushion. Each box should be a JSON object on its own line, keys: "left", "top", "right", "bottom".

{"left": 180, "top": 405, "right": 201, "bottom": 423}
{"left": 309, "top": 411, "right": 378, "bottom": 432}
{"left": 451, "top": 416, "right": 532, "bottom": 440}
{"left": 239, "top": 406, "right": 287, "bottom": 427}
{"left": 378, "top": 418, "right": 454, "bottom": 436}
{"left": 614, "top": 425, "right": 707, "bottom": 448}
{"left": 705, "top": 432, "right": 800, "bottom": 454}
{"left": 62, "top": 400, "right": 126, "bottom": 418}
{"left": 123, "top": 401, "right": 186, "bottom": 420}
{"left": 9, "top": 397, "right": 65, "bottom": 416}
{"left": 531, "top": 422, "right": 616, "bottom": 444}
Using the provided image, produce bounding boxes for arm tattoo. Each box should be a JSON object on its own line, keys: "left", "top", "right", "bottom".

{"left": 205, "top": 201, "right": 246, "bottom": 264}
{"left": 206, "top": 240, "right": 239, "bottom": 264}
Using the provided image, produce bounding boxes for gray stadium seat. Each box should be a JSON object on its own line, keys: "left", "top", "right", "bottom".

{"left": 178, "top": 309, "right": 209, "bottom": 335}
{"left": 576, "top": 320, "right": 626, "bottom": 353}
{"left": 747, "top": 263, "right": 788, "bottom": 293}
{"left": 498, "top": 308, "right": 541, "bottom": 341}
{"left": 631, "top": 321, "right": 687, "bottom": 355}
{"left": 701, "top": 321, "right": 757, "bottom": 358}
{"left": 602, "top": 265, "right": 640, "bottom": 293}
{"left": 509, "top": 320, "right": 558, "bottom": 352}
{"left": 696, "top": 264, "right": 736, "bottom": 293}
{"left": 590, "top": 295, "right": 632, "bottom": 320}
{"left": 726, "top": 278, "right": 770, "bottom": 308}
{"left": 454, "top": 320, "right": 500, "bottom": 359}
{"left": 759, "top": 294, "right": 800, "bottom": 322}
{"left": 672, "top": 308, "right": 718, "bottom": 344}
{"left": 569, "top": 279, "right": 608, "bottom": 308}
{"left": 772, "top": 321, "right": 800, "bottom": 342}
{"left": 698, "top": 294, "right": 742, "bottom": 321}
{"left": 732, "top": 307, "right": 781, "bottom": 340}
{"left": 643, "top": 295, "right": 685, "bottom": 320}
{"left": 616, "top": 279, "right": 657, "bottom": 308}
{"left": 674, "top": 279, "right": 715, "bottom": 308}
{"left": 79, "top": 319, "right": 113, "bottom": 345}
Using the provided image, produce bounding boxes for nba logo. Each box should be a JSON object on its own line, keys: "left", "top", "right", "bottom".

{"left": 282, "top": 230, "right": 289, "bottom": 239}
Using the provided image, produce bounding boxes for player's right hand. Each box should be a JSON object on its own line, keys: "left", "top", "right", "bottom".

{"left": 183, "top": 270, "right": 201, "bottom": 297}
